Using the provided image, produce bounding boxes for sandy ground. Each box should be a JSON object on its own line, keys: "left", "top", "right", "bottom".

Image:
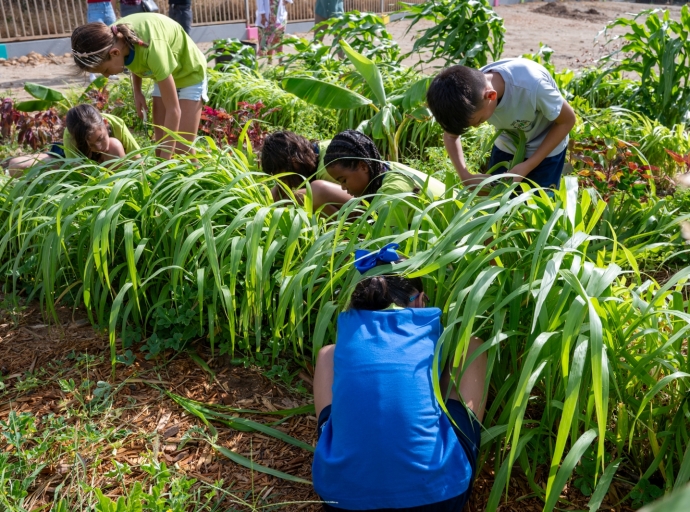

{"left": 0, "top": 1, "right": 682, "bottom": 100}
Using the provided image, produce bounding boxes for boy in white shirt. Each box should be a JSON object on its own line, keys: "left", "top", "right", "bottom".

{"left": 426, "top": 59, "right": 576, "bottom": 189}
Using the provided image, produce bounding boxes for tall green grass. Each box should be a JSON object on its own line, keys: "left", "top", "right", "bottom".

{"left": 0, "top": 145, "right": 689, "bottom": 510}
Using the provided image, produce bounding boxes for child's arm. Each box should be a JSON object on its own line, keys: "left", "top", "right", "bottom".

{"left": 156, "top": 75, "right": 182, "bottom": 160}
{"left": 509, "top": 100, "right": 576, "bottom": 182}
{"left": 131, "top": 75, "right": 147, "bottom": 120}
{"left": 443, "top": 132, "right": 491, "bottom": 187}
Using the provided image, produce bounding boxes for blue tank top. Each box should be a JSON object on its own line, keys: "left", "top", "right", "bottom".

{"left": 312, "top": 307, "right": 472, "bottom": 510}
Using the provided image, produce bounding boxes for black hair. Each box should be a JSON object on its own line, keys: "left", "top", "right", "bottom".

{"left": 261, "top": 131, "right": 318, "bottom": 188}
{"left": 426, "top": 65, "right": 487, "bottom": 136}
{"left": 349, "top": 275, "right": 424, "bottom": 311}
{"left": 324, "top": 130, "right": 386, "bottom": 195}
{"left": 65, "top": 104, "right": 111, "bottom": 160}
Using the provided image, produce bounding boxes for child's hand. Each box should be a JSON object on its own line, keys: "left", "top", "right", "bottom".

{"left": 134, "top": 92, "right": 147, "bottom": 120}
{"left": 509, "top": 162, "right": 532, "bottom": 182}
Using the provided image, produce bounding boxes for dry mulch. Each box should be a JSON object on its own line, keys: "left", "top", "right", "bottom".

{"left": 533, "top": 2, "right": 608, "bottom": 23}
{"left": 0, "top": 301, "right": 631, "bottom": 511}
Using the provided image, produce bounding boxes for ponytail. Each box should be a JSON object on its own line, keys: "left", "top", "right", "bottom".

{"left": 71, "top": 22, "right": 149, "bottom": 70}
{"left": 349, "top": 275, "right": 423, "bottom": 311}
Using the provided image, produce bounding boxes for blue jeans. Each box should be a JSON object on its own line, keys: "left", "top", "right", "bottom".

{"left": 489, "top": 145, "right": 567, "bottom": 190}
{"left": 169, "top": 4, "right": 192, "bottom": 34}
{"left": 87, "top": 1, "right": 117, "bottom": 25}
{"left": 120, "top": 3, "right": 145, "bottom": 17}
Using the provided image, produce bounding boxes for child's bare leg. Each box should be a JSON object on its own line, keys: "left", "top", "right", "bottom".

{"left": 152, "top": 96, "right": 167, "bottom": 158}
{"left": 441, "top": 337, "right": 487, "bottom": 421}
{"left": 176, "top": 98, "right": 202, "bottom": 155}
{"left": 5, "top": 153, "right": 54, "bottom": 177}
{"left": 314, "top": 344, "right": 335, "bottom": 418}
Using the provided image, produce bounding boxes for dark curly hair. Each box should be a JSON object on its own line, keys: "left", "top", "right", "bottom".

{"left": 261, "top": 131, "right": 319, "bottom": 188}
{"left": 324, "top": 130, "right": 387, "bottom": 195}
{"left": 65, "top": 104, "right": 113, "bottom": 160}
{"left": 349, "top": 275, "right": 424, "bottom": 311}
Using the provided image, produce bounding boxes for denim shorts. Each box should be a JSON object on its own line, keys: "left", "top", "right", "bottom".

{"left": 152, "top": 76, "right": 208, "bottom": 102}
{"left": 87, "top": 1, "right": 117, "bottom": 25}
{"left": 316, "top": 399, "right": 482, "bottom": 512}
{"left": 489, "top": 145, "right": 567, "bottom": 190}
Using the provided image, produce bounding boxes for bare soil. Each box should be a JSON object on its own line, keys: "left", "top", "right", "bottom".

{"left": 0, "top": 2, "right": 684, "bottom": 100}
{"left": 0, "top": 301, "right": 634, "bottom": 511}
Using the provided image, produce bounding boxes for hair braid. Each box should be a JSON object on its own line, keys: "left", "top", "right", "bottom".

{"left": 324, "top": 130, "right": 387, "bottom": 194}
{"left": 71, "top": 22, "right": 148, "bottom": 71}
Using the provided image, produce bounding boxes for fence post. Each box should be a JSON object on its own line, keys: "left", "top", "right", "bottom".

{"left": 245, "top": 0, "right": 251, "bottom": 26}
{"left": 380, "top": 0, "right": 385, "bottom": 14}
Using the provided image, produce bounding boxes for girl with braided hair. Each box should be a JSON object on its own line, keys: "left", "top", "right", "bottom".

{"left": 312, "top": 243, "right": 486, "bottom": 511}
{"left": 324, "top": 130, "right": 446, "bottom": 200}
{"left": 71, "top": 13, "right": 207, "bottom": 159}
{"left": 262, "top": 131, "right": 352, "bottom": 215}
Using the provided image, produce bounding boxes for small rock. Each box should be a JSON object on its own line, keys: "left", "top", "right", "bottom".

{"left": 47, "top": 52, "right": 55, "bottom": 58}
{"left": 63, "top": 53, "right": 71, "bottom": 58}
{"left": 17, "top": 56, "right": 28, "bottom": 64}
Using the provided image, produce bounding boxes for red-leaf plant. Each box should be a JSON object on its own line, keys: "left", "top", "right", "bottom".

{"left": 570, "top": 137, "right": 661, "bottom": 201}
{"left": 1, "top": 98, "right": 64, "bottom": 150}
{"left": 199, "top": 101, "right": 280, "bottom": 151}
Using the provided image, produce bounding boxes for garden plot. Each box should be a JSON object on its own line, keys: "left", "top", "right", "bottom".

{"left": 2, "top": 0, "right": 690, "bottom": 511}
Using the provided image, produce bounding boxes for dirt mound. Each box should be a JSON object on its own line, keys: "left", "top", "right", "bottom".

{"left": 533, "top": 2, "right": 606, "bottom": 22}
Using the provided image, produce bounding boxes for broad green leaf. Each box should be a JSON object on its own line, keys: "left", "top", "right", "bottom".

{"left": 282, "top": 77, "right": 372, "bottom": 109}
{"left": 340, "top": 40, "right": 387, "bottom": 107}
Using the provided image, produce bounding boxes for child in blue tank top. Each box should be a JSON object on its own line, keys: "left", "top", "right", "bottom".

{"left": 312, "top": 243, "right": 487, "bottom": 511}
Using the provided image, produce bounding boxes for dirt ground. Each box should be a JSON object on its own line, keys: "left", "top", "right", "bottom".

{"left": 0, "top": 301, "right": 633, "bottom": 511}
{"left": 0, "top": 1, "right": 683, "bottom": 100}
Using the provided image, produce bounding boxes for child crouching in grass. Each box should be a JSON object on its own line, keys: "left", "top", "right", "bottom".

{"left": 427, "top": 58, "right": 576, "bottom": 191}
{"left": 261, "top": 131, "right": 352, "bottom": 216}
{"left": 5, "top": 104, "right": 139, "bottom": 177}
{"left": 312, "top": 243, "right": 486, "bottom": 511}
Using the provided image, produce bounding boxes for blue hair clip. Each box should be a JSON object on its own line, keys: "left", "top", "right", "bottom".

{"left": 354, "top": 243, "right": 400, "bottom": 274}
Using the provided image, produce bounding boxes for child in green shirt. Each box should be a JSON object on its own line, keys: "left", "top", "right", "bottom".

{"left": 261, "top": 131, "right": 352, "bottom": 216}
{"left": 71, "top": 13, "right": 207, "bottom": 159}
{"left": 4, "top": 104, "right": 139, "bottom": 177}
{"left": 324, "top": 130, "right": 445, "bottom": 200}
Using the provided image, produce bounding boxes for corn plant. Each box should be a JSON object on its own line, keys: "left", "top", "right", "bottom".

{"left": 401, "top": 0, "right": 505, "bottom": 69}
{"left": 598, "top": 7, "right": 690, "bottom": 127}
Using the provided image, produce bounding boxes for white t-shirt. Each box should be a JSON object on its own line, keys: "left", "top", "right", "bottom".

{"left": 256, "top": 0, "right": 293, "bottom": 28}
{"left": 480, "top": 58, "right": 567, "bottom": 158}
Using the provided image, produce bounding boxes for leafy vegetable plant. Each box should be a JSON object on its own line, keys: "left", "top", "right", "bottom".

{"left": 401, "top": 0, "right": 505, "bottom": 68}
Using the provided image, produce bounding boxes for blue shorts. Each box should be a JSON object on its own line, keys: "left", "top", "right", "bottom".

{"left": 48, "top": 143, "right": 66, "bottom": 159}
{"left": 152, "top": 77, "right": 208, "bottom": 102}
{"left": 489, "top": 145, "right": 567, "bottom": 190}
{"left": 87, "top": 1, "right": 117, "bottom": 25}
{"left": 317, "top": 399, "right": 482, "bottom": 512}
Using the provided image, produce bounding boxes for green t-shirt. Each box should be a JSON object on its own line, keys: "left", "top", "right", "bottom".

{"left": 377, "top": 162, "right": 446, "bottom": 200}
{"left": 63, "top": 113, "right": 140, "bottom": 159}
{"left": 314, "top": 140, "right": 338, "bottom": 184}
{"left": 116, "top": 13, "right": 206, "bottom": 88}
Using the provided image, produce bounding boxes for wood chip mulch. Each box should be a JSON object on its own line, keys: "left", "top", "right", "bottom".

{"left": 0, "top": 301, "right": 632, "bottom": 511}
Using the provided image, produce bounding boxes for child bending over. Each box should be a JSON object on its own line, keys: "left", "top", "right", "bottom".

{"left": 427, "top": 59, "right": 576, "bottom": 190}
{"left": 312, "top": 243, "right": 487, "bottom": 511}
